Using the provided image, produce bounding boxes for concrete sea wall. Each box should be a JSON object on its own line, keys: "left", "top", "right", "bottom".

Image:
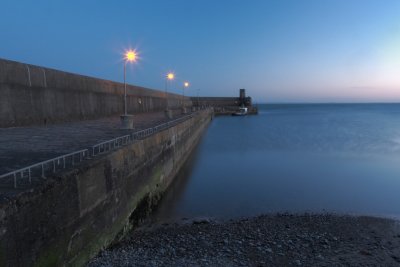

{"left": 0, "top": 58, "right": 192, "bottom": 127}
{"left": 191, "top": 96, "right": 257, "bottom": 115}
{"left": 191, "top": 96, "right": 252, "bottom": 108}
{"left": 0, "top": 109, "right": 212, "bottom": 267}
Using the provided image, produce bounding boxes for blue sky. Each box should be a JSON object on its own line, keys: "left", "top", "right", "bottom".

{"left": 1, "top": 0, "right": 400, "bottom": 102}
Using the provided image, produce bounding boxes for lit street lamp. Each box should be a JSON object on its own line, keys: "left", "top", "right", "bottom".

{"left": 165, "top": 72, "right": 174, "bottom": 118}
{"left": 121, "top": 49, "right": 138, "bottom": 129}
{"left": 167, "top": 72, "right": 174, "bottom": 81}
{"left": 182, "top": 81, "right": 189, "bottom": 114}
{"left": 124, "top": 50, "right": 137, "bottom": 115}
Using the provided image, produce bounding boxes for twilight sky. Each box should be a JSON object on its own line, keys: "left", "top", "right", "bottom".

{"left": 1, "top": 0, "right": 400, "bottom": 102}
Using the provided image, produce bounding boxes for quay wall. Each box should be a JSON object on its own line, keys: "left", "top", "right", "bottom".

{"left": 0, "top": 109, "right": 212, "bottom": 267}
{"left": 214, "top": 106, "right": 259, "bottom": 115}
{"left": 0, "top": 58, "right": 192, "bottom": 127}
{"left": 191, "top": 96, "right": 252, "bottom": 108}
{"left": 191, "top": 97, "right": 240, "bottom": 107}
{"left": 191, "top": 97, "right": 256, "bottom": 115}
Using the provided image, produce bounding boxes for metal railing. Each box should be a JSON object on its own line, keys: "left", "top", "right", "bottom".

{"left": 0, "top": 149, "right": 89, "bottom": 188}
{"left": 92, "top": 134, "right": 131, "bottom": 156}
{"left": 0, "top": 109, "right": 207, "bottom": 188}
{"left": 91, "top": 113, "right": 195, "bottom": 156}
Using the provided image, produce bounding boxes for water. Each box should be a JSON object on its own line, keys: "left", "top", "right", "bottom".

{"left": 154, "top": 104, "right": 400, "bottom": 221}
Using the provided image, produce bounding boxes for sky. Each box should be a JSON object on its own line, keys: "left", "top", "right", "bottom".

{"left": 1, "top": 0, "right": 400, "bottom": 103}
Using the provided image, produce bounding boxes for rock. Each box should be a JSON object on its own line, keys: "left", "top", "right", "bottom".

{"left": 193, "top": 218, "right": 211, "bottom": 225}
{"left": 391, "top": 255, "right": 400, "bottom": 263}
{"left": 359, "top": 250, "right": 372, "bottom": 256}
{"left": 86, "top": 214, "right": 400, "bottom": 267}
{"left": 316, "top": 254, "right": 324, "bottom": 260}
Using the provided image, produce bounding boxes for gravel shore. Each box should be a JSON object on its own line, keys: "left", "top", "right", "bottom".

{"left": 87, "top": 214, "right": 400, "bottom": 266}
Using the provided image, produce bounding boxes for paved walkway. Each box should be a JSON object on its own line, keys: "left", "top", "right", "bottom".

{"left": 0, "top": 111, "right": 189, "bottom": 180}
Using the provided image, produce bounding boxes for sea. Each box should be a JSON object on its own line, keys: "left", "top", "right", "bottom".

{"left": 153, "top": 104, "right": 400, "bottom": 221}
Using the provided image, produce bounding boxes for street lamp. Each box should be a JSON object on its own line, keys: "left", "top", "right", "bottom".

{"left": 182, "top": 81, "right": 189, "bottom": 114}
{"left": 167, "top": 72, "right": 174, "bottom": 81}
{"left": 121, "top": 49, "right": 138, "bottom": 129}
{"left": 197, "top": 89, "right": 200, "bottom": 109}
{"left": 123, "top": 50, "right": 137, "bottom": 115}
{"left": 165, "top": 72, "right": 174, "bottom": 118}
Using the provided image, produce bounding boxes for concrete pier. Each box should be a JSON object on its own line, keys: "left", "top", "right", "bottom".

{"left": 190, "top": 88, "right": 258, "bottom": 115}
{"left": 0, "top": 109, "right": 213, "bottom": 266}
{"left": 0, "top": 58, "right": 257, "bottom": 266}
{"left": 0, "top": 111, "right": 191, "bottom": 191}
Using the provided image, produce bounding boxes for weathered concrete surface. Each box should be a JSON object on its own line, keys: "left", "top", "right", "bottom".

{"left": 0, "top": 58, "right": 192, "bottom": 127}
{"left": 0, "top": 111, "right": 184, "bottom": 175}
{"left": 0, "top": 109, "right": 212, "bottom": 267}
{"left": 191, "top": 96, "right": 252, "bottom": 108}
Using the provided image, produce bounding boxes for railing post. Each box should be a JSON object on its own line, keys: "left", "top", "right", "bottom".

{"left": 13, "top": 173, "right": 17, "bottom": 188}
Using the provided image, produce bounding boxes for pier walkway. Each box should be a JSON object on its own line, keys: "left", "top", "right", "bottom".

{"left": 0, "top": 111, "right": 197, "bottom": 197}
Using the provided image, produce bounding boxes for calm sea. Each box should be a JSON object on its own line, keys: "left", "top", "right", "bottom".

{"left": 153, "top": 104, "right": 400, "bottom": 221}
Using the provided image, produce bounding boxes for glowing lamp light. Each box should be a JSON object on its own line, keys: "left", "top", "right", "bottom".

{"left": 122, "top": 48, "right": 139, "bottom": 117}
{"left": 167, "top": 72, "right": 175, "bottom": 80}
{"left": 125, "top": 50, "right": 137, "bottom": 62}
{"left": 184, "top": 82, "right": 189, "bottom": 88}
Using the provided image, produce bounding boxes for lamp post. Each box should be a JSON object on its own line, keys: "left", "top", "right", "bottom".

{"left": 197, "top": 89, "right": 200, "bottom": 110}
{"left": 121, "top": 49, "right": 137, "bottom": 129}
{"left": 165, "top": 72, "right": 174, "bottom": 119}
{"left": 182, "top": 81, "right": 189, "bottom": 114}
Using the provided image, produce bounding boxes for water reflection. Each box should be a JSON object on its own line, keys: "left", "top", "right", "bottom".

{"left": 150, "top": 138, "right": 201, "bottom": 223}
{"left": 153, "top": 104, "right": 400, "bottom": 221}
